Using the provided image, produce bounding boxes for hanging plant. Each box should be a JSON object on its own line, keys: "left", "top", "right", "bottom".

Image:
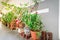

{"left": 33, "top": 0, "right": 40, "bottom": 4}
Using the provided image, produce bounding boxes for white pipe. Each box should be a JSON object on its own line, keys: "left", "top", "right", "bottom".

{"left": 31, "top": 8, "right": 49, "bottom": 14}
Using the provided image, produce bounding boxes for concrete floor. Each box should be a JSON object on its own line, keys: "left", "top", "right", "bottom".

{"left": 0, "top": 22, "right": 25, "bottom": 40}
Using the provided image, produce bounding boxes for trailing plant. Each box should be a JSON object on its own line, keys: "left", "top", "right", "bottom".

{"left": 33, "top": 0, "right": 40, "bottom": 4}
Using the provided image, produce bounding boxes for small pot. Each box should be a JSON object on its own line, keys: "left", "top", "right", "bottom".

{"left": 9, "top": 20, "right": 16, "bottom": 30}
{"left": 31, "top": 31, "right": 37, "bottom": 40}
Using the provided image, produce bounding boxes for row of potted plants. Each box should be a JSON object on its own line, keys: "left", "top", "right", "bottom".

{"left": 1, "top": 2, "right": 44, "bottom": 40}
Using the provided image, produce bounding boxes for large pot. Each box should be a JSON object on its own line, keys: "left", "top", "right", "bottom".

{"left": 31, "top": 31, "right": 37, "bottom": 40}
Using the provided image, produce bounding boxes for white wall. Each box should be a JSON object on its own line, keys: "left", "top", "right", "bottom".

{"left": 38, "top": 0, "right": 58, "bottom": 40}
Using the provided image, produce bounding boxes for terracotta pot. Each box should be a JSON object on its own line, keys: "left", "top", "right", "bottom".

{"left": 31, "top": 31, "right": 37, "bottom": 40}
{"left": 9, "top": 20, "right": 16, "bottom": 30}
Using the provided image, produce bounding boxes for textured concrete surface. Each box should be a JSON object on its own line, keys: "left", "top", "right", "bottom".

{"left": 0, "top": 22, "right": 25, "bottom": 40}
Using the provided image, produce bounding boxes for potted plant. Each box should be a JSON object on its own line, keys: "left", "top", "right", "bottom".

{"left": 1, "top": 2, "right": 24, "bottom": 30}
{"left": 21, "top": 9, "right": 43, "bottom": 40}
{"left": 2, "top": 11, "right": 17, "bottom": 29}
{"left": 29, "top": 13, "right": 43, "bottom": 40}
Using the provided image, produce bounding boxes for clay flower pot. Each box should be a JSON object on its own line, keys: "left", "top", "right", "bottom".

{"left": 31, "top": 31, "right": 37, "bottom": 40}
{"left": 9, "top": 19, "right": 16, "bottom": 30}
{"left": 15, "top": 19, "right": 25, "bottom": 28}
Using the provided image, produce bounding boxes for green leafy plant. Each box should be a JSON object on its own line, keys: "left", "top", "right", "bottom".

{"left": 33, "top": 0, "right": 38, "bottom": 4}
{"left": 28, "top": 13, "right": 43, "bottom": 38}
{"left": 21, "top": 8, "right": 29, "bottom": 23}
{"left": 2, "top": 12, "right": 17, "bottom": 24}
{"left": 1, "top": 2, "right": 43, "bottom": 38}
{"left": 29, "top": 13, "right": 43, "bottom": 31}
{"left": 1, "top": 2, "right": 22, "bottom": 15}
{"left": 20, "top": 8, "right": 43, "bottom": 31}
{"left": 33, "top": 0, "right": 40, "bottom": 4}
{"left": 21, "top": 10, "right": 43, "bottom": 38}
{"left": 1, "top": 2, "right": 43, "bottom": 31}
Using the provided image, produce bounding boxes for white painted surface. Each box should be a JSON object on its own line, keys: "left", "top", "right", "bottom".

{"left": 38, "top": 0, "right": 58, "bottom": 40}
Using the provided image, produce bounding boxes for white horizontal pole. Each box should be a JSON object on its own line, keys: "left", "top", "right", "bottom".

{"left": 31, "top": 8, "right": 49, "bottom": 14}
